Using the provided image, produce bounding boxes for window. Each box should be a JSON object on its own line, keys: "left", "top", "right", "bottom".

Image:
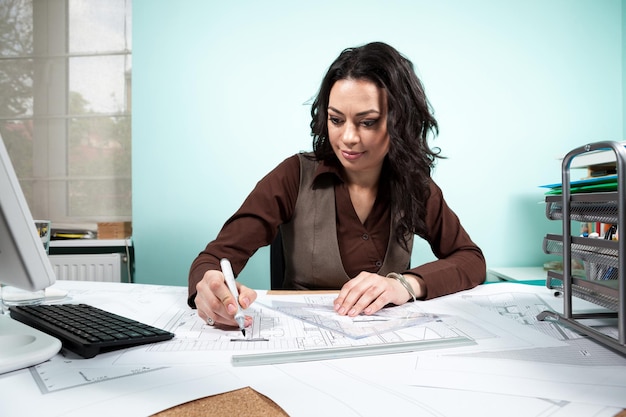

{"left": 0, "top": 0, "right": 132, "bottom": 223}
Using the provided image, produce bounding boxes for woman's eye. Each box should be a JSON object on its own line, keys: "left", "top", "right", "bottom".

{"left": 361, "top": 119, "right": 378, "bottom": 127}
{"left": 329, "top": 116, "right": 343, "bottom": 125}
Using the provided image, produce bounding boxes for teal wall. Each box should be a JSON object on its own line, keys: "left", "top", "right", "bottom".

{"left": 133, "top": 0, "right": 624, "bottom": 289}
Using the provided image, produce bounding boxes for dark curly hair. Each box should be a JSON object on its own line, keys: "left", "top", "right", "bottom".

{"left": 310, "top": 41, "right": 441, "bottom": 248}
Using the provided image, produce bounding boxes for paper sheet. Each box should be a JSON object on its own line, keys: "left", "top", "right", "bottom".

{"left": 1, "top": 281, "right": 624, "bottom": 417}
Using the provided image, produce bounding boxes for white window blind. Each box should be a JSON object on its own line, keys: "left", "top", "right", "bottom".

{"left": 0, "top": 0, "right": 132, "bottom": 223}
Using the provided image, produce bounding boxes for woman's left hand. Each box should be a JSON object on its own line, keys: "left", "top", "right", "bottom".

{"left": 334, "top": 271, "right": 422, "bottom": 317}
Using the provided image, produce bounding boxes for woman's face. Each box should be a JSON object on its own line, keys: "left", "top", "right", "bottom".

{"left": 327, "top": 78, "right": 390, "bottom": 181}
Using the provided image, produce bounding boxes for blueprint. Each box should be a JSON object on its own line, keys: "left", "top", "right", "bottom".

{"left": 396, "top": 284, "right": 626, "bottom": 409}
{"left": 258, "top": 295, "right": 438, "bottom": 338}
{"left": 30, "top": 292, "right": 471, "bottom": 393}
{"left": 28, "top": 286, "right": 574, "bottom": 393}
{"left": 460, "top": 290, "right": 626, "bottom": 366}
{"left": 116, "top": 296, "right": 475, "bottom": 367}
{"left": 4, "top": 281, "right": 625, "bottom": 417}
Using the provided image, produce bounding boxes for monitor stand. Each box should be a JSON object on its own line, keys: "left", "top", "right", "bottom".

{"left": 0, "top": 314, "right": 62, "bottom": 374}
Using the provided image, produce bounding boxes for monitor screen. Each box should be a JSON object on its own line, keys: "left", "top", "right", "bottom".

{"left": 0, "top": 135, "right": 55, "bottom": 292}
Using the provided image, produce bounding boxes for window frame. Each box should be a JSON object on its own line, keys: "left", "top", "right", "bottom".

{"left": 0, "top": 0, "right": 132, "bottom": 223}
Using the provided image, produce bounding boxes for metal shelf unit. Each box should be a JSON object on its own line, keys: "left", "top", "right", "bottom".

{"left": 538, "top": 141, "right": 626, "bottom": 355}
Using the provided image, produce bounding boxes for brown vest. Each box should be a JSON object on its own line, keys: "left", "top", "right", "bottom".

{"left": 280, "top": 153, "right": 413, "bottom": 290}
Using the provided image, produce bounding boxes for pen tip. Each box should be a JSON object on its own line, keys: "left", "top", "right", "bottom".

{"left": 241, "top": 329, "right": 246, "bottom": 337}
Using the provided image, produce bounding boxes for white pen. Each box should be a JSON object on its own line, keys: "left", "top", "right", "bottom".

{"left": 220, "top": 258, "right": 246, "bottom": 336}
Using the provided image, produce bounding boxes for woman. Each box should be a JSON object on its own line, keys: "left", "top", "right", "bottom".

{"left": 188, "top": 42, "right": 485, "bottom": 328}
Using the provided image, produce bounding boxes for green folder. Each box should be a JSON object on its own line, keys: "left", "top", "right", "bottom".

{"left": 541, "top": 175, "right": 618, "bottom": 195}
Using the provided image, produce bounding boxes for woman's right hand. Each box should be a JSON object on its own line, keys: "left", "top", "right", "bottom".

{"left": 194, "top": 269, "right": 257, "bottom": 328}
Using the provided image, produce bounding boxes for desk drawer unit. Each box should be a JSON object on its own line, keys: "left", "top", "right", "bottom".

{"left": 538, "top": 141, "right": 626, "bottom": 356}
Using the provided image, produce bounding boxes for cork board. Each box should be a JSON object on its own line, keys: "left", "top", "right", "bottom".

{"left": 151, "top": 386, "right": 289, "bottom": 417}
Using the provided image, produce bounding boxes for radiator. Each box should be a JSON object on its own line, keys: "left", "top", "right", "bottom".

{"left": 48, "top": 253, "right": 123, "bottom": 282}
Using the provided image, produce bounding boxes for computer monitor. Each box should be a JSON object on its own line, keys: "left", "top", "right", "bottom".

{"left": 0, "top": 139, "right": 55, "bottom": 291}
{"left": 0, "top": 133, "right": 61, "bottom": 374}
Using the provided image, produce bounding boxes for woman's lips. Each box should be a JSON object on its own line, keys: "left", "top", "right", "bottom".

{"left": 341, "top": 150, "right": 364, "bottom": 161}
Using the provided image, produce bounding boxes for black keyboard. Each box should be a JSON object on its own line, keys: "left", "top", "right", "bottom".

{"left": 9, "top": 303, "right": 175, "bottom": 359}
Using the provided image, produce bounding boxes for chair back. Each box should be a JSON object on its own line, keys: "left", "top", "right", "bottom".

{"left": 270, "top": 229, "right": 285, "bottom": 290}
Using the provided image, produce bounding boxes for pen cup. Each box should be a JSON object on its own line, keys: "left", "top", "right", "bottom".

{"left": 35, "top": 220, "right": 52, "bottom": 254}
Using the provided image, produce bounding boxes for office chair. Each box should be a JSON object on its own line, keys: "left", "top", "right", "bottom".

{"left": 270, "top": 228, "right": 285, "bottom": 290}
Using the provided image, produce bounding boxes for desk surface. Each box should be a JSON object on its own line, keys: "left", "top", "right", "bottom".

{"left": 487, "top": 266, "right": 548, "bottom": 282}
{"left": 1, "top": 280, "right": 624, "bottom": 417}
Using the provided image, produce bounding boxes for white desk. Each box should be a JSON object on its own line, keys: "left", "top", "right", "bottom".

{"left": 1, "top": 280, "right": 625, "bottom": 417}
{"left": 487, "top": 266, "right": 548, "bottom": 282}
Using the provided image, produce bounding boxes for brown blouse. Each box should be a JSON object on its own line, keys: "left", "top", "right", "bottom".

{"left": 188, "top": 154, "right": 485, "bottom": 306}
